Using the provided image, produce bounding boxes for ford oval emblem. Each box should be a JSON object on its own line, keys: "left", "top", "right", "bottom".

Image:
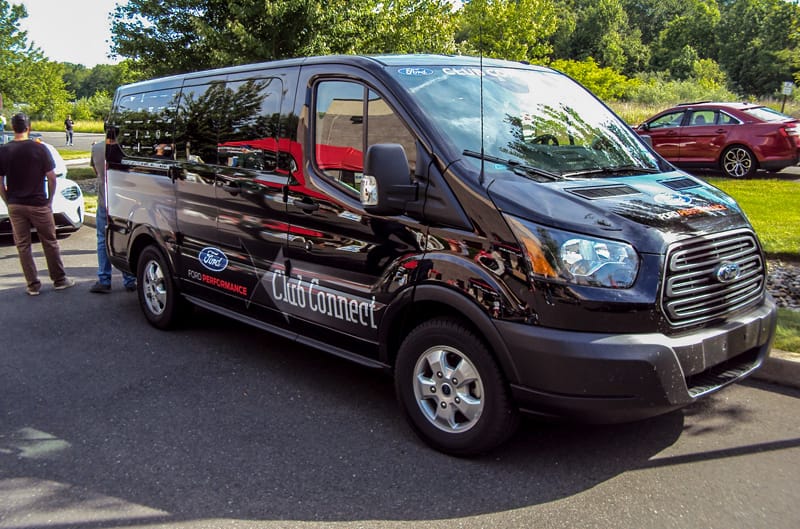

{"left": 654, "top": 192, "right": 693, "bottom": 207}
{"left": 199, "top": 247, "right": 228, "bottom": 272}
{"left": 715, "top": 261, "right": 741, "bottom": 283}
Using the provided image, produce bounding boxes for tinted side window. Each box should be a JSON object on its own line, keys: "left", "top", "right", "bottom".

{"left": 366, "top": 89, "right": 417, "bottom": 173}
{"left": 175, "top": 78, "right": 284, "bottom": 169}
{"left": 718, "top": 111, "right": 740, "bottom": 125}
{"left": 216, "top": 78, "right": 284, "bottom": 171}
{"left": 175, "top": 81, "right": 226, "bottom": 164}
{"left": 115, "top": 88, "right": 179, "bottom": 158}
{"left": 314, "top": 80, "right": 415, "bottom": 194}
{"left": 689, "top": 110, "right": 715, "bottom": 126}
{"left": 649, "top": 111, "right": 685, "bottom": 129}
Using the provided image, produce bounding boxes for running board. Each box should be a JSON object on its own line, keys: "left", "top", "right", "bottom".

{"left": 183, "top": 295, "right": 389, "bottom": 370}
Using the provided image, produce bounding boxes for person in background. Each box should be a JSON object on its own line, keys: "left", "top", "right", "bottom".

{"left": 89, "top": 125, "right": 136, "bottom": 293}
{"left": 0, "top": 112, "right": 75, "bottom": 295}
{"left": 64, "top": 115, "right": 74, "bottom": 146}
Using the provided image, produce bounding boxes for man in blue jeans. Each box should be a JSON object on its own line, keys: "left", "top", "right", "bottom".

{"left": 89, "top": 125, "right": 136, "bottom": 293}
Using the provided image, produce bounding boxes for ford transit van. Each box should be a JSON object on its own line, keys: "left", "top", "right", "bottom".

{"left": 105, "top": 55, "right": 777, "bottom": 455}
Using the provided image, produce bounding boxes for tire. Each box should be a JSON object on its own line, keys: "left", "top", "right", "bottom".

{"left": 395, "top": 318, "right": 519, "bottom": 456}
{"left": 137, "top": 245, "right": 183, "bottom": 329}
{"left": 721, "top": 145, "right": 757, "bottom": 178}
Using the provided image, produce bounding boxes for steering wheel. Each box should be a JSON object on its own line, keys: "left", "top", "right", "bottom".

{"left": 591, "top": 137, "right": 613, "bottom": 151}
{"left": 531, "top": 134, "right": 559, "bottom": 146}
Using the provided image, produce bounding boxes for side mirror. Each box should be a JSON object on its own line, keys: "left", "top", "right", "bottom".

{"left": 638, "top": 122, "right": 650, "bottom": 131}
{"left": 361, "top": 143, "right": 417, "bottom": 215}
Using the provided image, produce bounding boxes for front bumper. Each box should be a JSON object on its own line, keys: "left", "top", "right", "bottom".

{"left": 0, "top": 212, "right": 83, "bottom": 235}
{"left": 497, "top": 296, "right": 778, "bottom": 423}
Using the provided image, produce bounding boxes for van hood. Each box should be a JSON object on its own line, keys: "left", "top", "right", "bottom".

{"left": 487, "top": 171, "right": 751, "bottom": 254}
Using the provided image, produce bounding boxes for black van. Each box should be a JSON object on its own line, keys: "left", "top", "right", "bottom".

{"left": 105, "top": 55, "right": 777, "bottom": 455}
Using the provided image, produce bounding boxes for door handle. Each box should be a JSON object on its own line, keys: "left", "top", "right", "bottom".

{"left": 222, "top": 183, "right": 240, "bottom": 196}
{"left": 169, "top": 166, "right": 184, "bottom": 181}
{"left": 295, "top": 200, "right": 319, "bottom": 213}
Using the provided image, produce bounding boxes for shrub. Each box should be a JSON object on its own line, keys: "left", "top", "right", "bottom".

{"left": 624, "top": 72, "right": 738, "bottom": 105}
{"left": 549, "top": 58, "right": 640, "bottom": 101}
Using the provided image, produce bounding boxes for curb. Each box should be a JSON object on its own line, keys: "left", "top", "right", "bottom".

{"left": 753, "top": 350, "right": 800, "bottom": 390}
{"left": 79, "top": 215, "right": 800, "bottom": 390}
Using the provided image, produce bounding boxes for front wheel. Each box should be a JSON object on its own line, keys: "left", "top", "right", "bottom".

{"left": 137, "top": 245, "right": 183, "bottom": 329}
{"left": 395, "top": 318, "right": 519, "bottom": 456}
{"left": 721, "top": 145, "right": 757, "bottom": 178}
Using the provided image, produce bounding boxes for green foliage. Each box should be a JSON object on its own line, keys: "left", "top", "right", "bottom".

{"left": 457, "top": 0, "right": 559, "bottom": 62}
{"left": 550, "top": 58, "right": 640, "bottom": 100}
{"left": 0, "top": 0, "right": 71, "bottom": 120}
{"left": 649, "top": 0, "right": 720, "bottom": 75}
{"left": 552, "top": 0, "right": 649, "bottom": 74}
{"left": 625, "top": 70, "right": 738, "bottom": 105}
{"left": 68, "top": 91, "right": 113, "bottom": 121}
{"left": 110, "top": 0, "right": 459, "bottom": 77}
{"left": 775, "top": 308, "right": 800, "bottom": 353}
{"left": 718, "top": 0, "right": 800, "bottom": 96}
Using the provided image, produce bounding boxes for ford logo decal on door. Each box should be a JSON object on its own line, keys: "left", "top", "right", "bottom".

{"left": 715, "top": 262, "right": 741, "bottom": 283}
{"left": 199, "top": 247, "right": 228, "bottom": 272}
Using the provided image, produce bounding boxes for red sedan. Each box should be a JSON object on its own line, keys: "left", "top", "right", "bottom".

{"left": 636, "top": 102, "right": 800, "bottom": 178}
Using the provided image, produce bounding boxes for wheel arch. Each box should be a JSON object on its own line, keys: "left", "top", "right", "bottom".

{"left": 127, "top": 226, "right": 177, "bottom": 279}
{"left": 380, "top": 284, "right": 521, "bottom": 384}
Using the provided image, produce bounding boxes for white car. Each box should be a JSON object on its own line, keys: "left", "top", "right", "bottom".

{"left": 0, "top": 135, "right": 84, "bottom": 236}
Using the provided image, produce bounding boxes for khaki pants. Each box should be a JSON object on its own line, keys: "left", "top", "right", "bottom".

{"left": 8, "top": 203, "right": 67, "bottom": 290}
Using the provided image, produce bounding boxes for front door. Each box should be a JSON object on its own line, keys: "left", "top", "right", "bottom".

{"left": 281, "top": 74, "right": 424, "bottom": 356}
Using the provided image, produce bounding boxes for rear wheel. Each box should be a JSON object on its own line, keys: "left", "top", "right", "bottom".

{"left": 395, "top": 318, "right": 519, "bottom": 456}
{"left": 137, "top": 245, "right": 183, "bottom": 329}
{"left": 721, "top": 145, "right": 757, "bottom": 178}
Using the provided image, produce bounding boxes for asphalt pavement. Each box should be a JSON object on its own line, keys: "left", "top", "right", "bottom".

{"left": 1, "top": 226, "right": 799, "bottom": 529}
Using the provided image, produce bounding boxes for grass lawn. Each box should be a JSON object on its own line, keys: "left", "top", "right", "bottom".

{"left": 776, "top": 309, "right": 800, "bottom": 354}
{"left": 704, "top": 177, "right": 800, "bottom": 259}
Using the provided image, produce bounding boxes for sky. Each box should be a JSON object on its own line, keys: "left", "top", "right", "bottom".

{"left": 18, "top": 0, "right": 128, "bottom": 67}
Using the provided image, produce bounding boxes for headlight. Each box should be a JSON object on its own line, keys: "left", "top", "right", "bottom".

{"left": 504, "top": 214, "right": 639, "bottom": 289}
{"left": 60, "top": 185, "right": 81, "bottom": 201}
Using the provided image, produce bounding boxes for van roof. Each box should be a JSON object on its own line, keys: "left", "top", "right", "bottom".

{"left": 117, "top": 54, "right": 554, "bottom": 92}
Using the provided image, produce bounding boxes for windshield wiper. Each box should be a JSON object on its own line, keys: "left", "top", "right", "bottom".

{"left": 463, "top": 150, "right": 561, "bottom": 181}
{"left": 561, "top": 165, "right": 661, "bottom": 177}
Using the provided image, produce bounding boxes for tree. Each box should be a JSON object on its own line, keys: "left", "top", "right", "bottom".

{"left": 552, "top": 0, "right": 648, "bottom": 74}
{"left": 62, "top": 63, "right": 91, "bottom": 98}
{"left": 622, "top": 0, "right": 691, "bottom": 45}
{"left": 718, "top": 0, "right": 800, "bottom": 96}
{"left": 456, "top": 0, "right": 559, "bottom": 62}
{"left": 111, "top": 0, "right": 459, "bottom": 77}
{"left": 649, "top": 0, "right": 721, "bottom": 77}
{"left": 0, "top": 0, "right": 71, "bottom": 119}
{"left": 321, "top": 0, "right": 458, "bottom": 56}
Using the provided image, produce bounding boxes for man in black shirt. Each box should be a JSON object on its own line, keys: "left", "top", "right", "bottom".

{"left": 0, "top": 113, "right": 75, "bottom": 295}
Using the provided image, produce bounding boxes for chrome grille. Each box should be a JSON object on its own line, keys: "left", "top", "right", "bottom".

{"left": 662, "top": 229, "right": 765, "bottom": 327}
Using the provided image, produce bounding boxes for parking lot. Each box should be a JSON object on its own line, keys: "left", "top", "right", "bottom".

{"left": 1, "top": 226, "right": 799, "bottom": 529}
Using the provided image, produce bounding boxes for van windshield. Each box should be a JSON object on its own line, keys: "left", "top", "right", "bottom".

{"left": 389, "top": 65, "right": 660, "bottom": 177}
